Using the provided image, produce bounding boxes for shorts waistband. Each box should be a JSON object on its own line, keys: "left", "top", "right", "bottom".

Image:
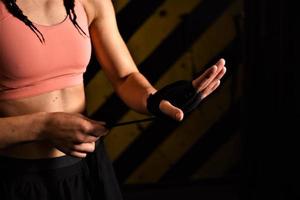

{"left": 0, "top": 154, "right": 82, "bottom": 173}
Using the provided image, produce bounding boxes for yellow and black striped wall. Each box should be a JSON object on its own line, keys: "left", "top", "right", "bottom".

{"left": 84, "top": 0, "right": 244, "bottom": 186}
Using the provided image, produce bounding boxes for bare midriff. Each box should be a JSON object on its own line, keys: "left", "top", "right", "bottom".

{"left": 0, "top": 84, "right": 86, "bottom": 159}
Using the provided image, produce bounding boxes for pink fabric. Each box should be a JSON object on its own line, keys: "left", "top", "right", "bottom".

{"left": 0, "top": 0, "right": 91, "bottom": 100}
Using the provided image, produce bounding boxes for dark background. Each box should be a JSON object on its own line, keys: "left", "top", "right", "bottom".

{"left": 242, "top": 0, "right": 299, "bottom": 199}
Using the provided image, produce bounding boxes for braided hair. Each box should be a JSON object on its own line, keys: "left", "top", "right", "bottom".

{"left": 3, "top": 0, "right": 87, "bottom": 43}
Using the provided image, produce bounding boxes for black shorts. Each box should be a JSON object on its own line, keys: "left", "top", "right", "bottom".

{"left": 0, "top": 140, "right": 123, "bottom": 200}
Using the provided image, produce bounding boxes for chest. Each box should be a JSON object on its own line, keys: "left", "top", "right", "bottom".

{"left": 15, "top": 0, "right": 68, "bottom": 27}
{"left": 0, "top": 4, "right": 91, "bottom": 80}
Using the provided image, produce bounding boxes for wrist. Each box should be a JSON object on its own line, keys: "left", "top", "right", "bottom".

{"left": 33, "top": 112, "right": 50, "bottom": 141}
{"left": 144, "top": 88, "right": 157, "bottom": 114}
{"left": 146, "top": 80, "right": 201, "bottom": 118}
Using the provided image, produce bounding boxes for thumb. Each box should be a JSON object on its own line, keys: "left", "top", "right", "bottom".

{"left": 159, "top": 100, "right": 184, "bottom": 121}
{"left": 87, "top": 120, "right": 109, "bottom": 137}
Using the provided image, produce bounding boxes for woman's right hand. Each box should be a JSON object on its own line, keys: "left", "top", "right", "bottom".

{"left": 41, "top": 112, "right": 108, "bottom": 158}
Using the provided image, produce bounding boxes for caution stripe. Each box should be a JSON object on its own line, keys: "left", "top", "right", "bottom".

{"left": 128, "top": 0, "right": 202, "bottom": 63}
{"left": 83, "top": 0, "right": 165, "bottom": 86}
{"left": 117, "top": 0, "right": 166, "bottom": 41}
{"left": 105, "top": 0, "right": 240, "bottom": 161}
{"left": 191, "top": 130, "right": 241, "bottom": 180}
{"left": 113, "top": 0, "right": 130, "bottom": 12}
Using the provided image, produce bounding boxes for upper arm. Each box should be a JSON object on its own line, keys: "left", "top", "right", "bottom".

{"left": 85, "top": 0, "right": 138, "bottom": 86}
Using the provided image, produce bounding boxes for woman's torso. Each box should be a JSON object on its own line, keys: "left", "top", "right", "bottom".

{"left": 0, "top": 85, "right": 86, "bottom": 158}
{"left": 0, "top": 0, "right": 92, "bottom": 159}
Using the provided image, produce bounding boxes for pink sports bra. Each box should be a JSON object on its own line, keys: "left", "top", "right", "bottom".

{"left": 0, "top": 0, "right": 91, "bottom": 100}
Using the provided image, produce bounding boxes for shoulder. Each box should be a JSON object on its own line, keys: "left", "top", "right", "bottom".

{"left": 77, "top": 0, "right": 94, "bottom": 26}
{"left": 78, "top": 0, "right": 116, "bottom": 26}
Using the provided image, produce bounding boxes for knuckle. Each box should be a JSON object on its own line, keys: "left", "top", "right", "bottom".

{"left": 75, "top": 133, "right": 86, "bottom": 143}
{"left": 93, "top": 125, "right": 108, "bottom": 137}
{"left": 93, "top": 130, "right": 106, "bottom": 138}
{"left": 79, "top": 120, "right": 92, "bottom": 133}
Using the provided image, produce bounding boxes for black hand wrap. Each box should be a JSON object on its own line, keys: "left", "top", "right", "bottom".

{"left": 146, "top": 80, "right": 203, "bottom": 118}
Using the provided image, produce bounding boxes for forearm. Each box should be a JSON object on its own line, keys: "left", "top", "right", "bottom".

{"left": 114, "top": 72, "right": 157, "bottom": 114}
{"left": 0, "top": 112, "right": 46, "bottom": 149}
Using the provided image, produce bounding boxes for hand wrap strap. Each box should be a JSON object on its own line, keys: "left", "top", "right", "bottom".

{"left": 146, "top": 80, "right": 202, "bottom": 118}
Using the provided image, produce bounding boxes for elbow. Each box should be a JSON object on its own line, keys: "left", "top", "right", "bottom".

{"left": 113, "top": 71, "right": 139, "bottom": 91}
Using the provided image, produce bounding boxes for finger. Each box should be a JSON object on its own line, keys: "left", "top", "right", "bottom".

{"left": 159, "top": 100, "right": 184, "bottom": 121}
{"left": 193, "top": 59, "right": 225, "bottom": 92}
{"left": 80, "top": 116, "right": 108, "bottom": 134}
{"left": 88, "top": 119, "right": 107, "bottom": 127}
{"left": 81, "top": 135, "right": 100, "bottom": 143}
{"left": 70, "top": 151, "right": 87, "bottom": 158}
{"left": 54, "top": 144, "right": 88, "bottom": 158}
{"left": 73, "top": 142, "right": 95, "bottom": 153}
{"left": 87, "top": 122, "right": 109, "bottom": 137}
{"left": 201, "top": 66, "right": 225, "bottom": 96}
{"left": 192, "top": 65, "right": 218, "bottom": 91}
{"left": 201, "top": 80, "right": 221, "bottom": 99}
{"left": 90, "top": 128, "right": 109, "bottom": 138}
{"left": 216, "top": 58, "right": 225, "bottom": 67}
{"left": 214, "top": 66, "right": 226, "bottom": 80}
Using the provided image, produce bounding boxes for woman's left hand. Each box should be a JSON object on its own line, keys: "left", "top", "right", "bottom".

{"left": 158, "top": 58, "right": 226, "bottom": 121}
